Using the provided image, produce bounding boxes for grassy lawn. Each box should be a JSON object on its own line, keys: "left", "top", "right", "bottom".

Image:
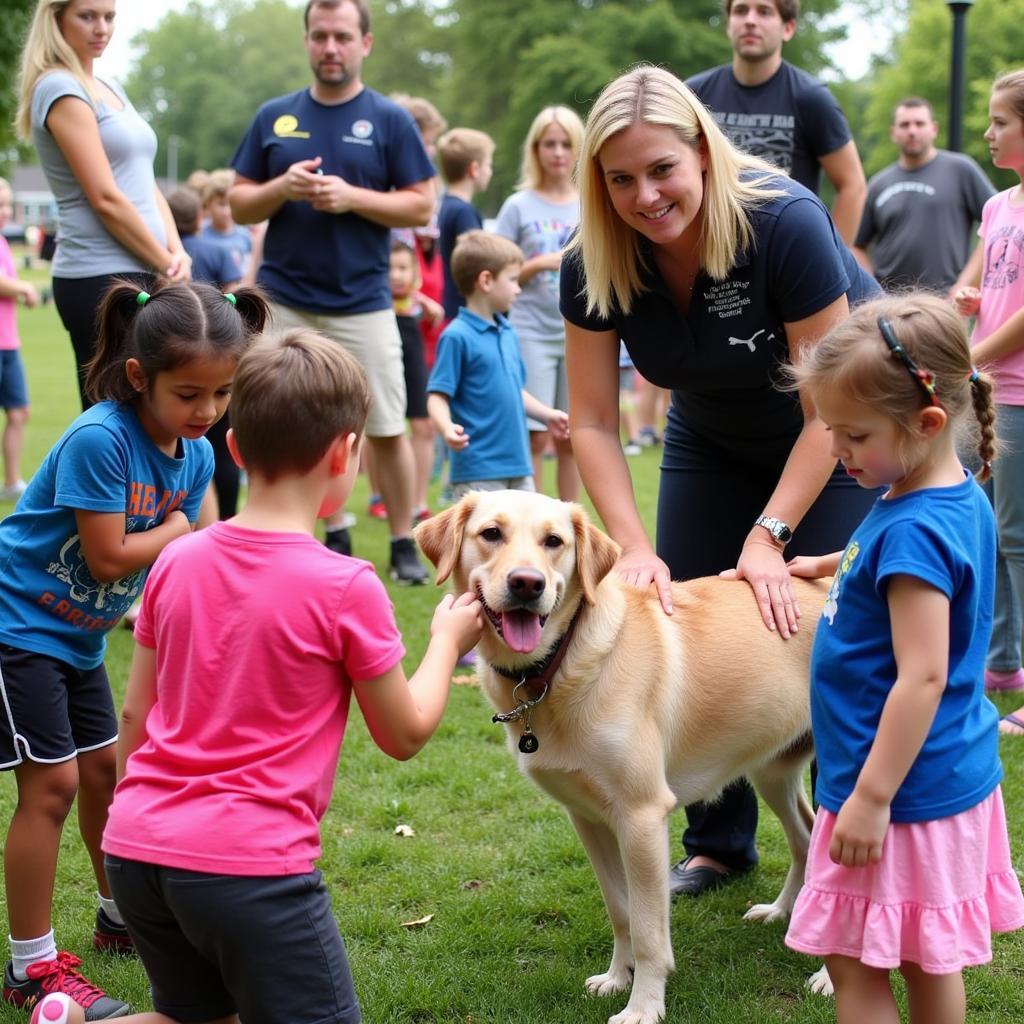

{"left": 1, "top": 254, "right": 1022, "bottom": 1023}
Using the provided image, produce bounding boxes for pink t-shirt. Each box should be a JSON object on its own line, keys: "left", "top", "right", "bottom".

{"left": 102, "top": 522, "right": 405, "bottom": 875}
{"left": 974, "top": 188, "right": 1024, "bottom": 405}
{"left": 0, "top": 237, "right": 20, "bottom": 351}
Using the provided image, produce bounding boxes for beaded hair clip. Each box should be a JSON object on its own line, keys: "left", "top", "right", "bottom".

{"left": 877, "top": 317, "right": 940, "bottom": 407}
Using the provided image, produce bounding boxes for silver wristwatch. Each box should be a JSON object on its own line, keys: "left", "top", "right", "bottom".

{"left": 755, "top": 514, "right": 792, "bottom": 546}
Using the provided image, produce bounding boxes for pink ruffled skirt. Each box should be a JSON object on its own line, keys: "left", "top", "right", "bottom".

{"left": 785, "top": 786, "right": 1024, "bottom": 973}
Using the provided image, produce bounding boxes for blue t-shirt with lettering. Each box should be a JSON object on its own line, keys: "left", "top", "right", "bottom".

{"left": 812, "top": 475, "right": 1002, "bottom": 822}
{"left": 231, "top": 87, "right": 435, "bottom": 315}
{"left": 0, "top": 401, "right": 213, "bottom": 669}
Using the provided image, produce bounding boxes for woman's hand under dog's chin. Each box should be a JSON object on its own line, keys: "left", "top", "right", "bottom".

{"left": 614, "top": 544, "right": 674, "bottom": 615}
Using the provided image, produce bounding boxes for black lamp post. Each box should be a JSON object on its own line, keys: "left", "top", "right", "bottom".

{"left": 947, "top": 1, "right": 975, "bottom": 152}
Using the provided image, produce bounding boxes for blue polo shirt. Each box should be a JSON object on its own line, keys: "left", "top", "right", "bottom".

{"left": 811, "top": 476, "right": 1001, "bottom": 822}
{"left": 560, "top": 176, "right": 880, "bottom": 464}
{"left": 427, "top": 309, "right": 531, "bottom": 483}
{"left": 231, "top": 87, "right": 435, "bottom": 315}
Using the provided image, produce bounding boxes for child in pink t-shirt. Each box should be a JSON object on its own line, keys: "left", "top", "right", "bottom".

{"left": 0, "top": 177, "right": 39, "bottom": 502}
{"left": 954, "top": 70, "right": 1024, "bottom": 728}
{"left": 90, "top": 330, "right": 483, "bottom": 1024}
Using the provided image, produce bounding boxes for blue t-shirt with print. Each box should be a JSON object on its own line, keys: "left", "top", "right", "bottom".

{"left": 427, "top": 308, "right": 531, "bottom": 483}
{"left": 199, "top": 223, "right": 252, "bottom": 281}
{"left": 811, "top": 475, "right": 1002, "bottom": 822}
{"left": 0, "top": 401, "right": 213, "bottom": 669}
{"left": 230, "top": 87, "right": 434, "bottom": 315}
{"left": 182, "top": 233, "right": 238, "bottom": 289}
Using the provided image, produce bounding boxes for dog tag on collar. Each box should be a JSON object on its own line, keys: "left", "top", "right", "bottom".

{"left": 519, "top": 730, "right": 539, "bottom": 754}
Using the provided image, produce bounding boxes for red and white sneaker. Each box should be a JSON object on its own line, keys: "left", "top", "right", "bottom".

{"left": 3, "top": 953, "right": 129, "bottom": 1019}
{"left": 92, "top": 909, "right": 134, "bottom": 955}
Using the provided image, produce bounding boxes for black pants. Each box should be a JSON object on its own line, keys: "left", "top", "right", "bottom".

{"left": 205, "top": 412, "right": 240, "bottom": 519}
{"left": 656, "top": 402, "right": 878, "bottom": 870}
{"left": 53, "top": 272, "right": 153, "bottom": 410}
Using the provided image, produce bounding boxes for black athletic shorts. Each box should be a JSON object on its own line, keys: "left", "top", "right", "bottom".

{"left": 104, "top": 858, "right": 362, "bottom": 1024}
{"left": 0, "top": 643, "right": 117, "bottom": 769}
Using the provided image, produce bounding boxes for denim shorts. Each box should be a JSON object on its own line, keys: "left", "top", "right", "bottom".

{"left": 0, "top": 349, "right": 29, "bottom": 409}
{"left": 104, "top": 858, "right": 361, "bottom": 1024}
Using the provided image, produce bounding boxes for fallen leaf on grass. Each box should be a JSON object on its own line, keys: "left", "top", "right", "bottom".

{"left": 394, "top": 824, "right": 415, "bottom": 837}
{"left": 460, "top": 879, "right": 486, "bottom": 890}
{"left": 400, "top": 913, "right": 434, "bottom": 928}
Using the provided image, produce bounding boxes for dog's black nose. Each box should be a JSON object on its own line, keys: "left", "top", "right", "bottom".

{"left": 507, "top": 567, "right": 545, "bottom": 599}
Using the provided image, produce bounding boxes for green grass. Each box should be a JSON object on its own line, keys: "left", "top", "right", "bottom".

{"left": 1, "top": 252, "right": 1022, "bottom": 1023}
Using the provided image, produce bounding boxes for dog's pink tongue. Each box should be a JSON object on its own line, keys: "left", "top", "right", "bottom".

{"left": 502, "top": 609, "right": 543, "bottom": 653}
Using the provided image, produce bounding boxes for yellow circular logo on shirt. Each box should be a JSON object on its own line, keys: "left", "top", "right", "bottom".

{"left": 273, "top": 115, "right": 300, "bottom": 137}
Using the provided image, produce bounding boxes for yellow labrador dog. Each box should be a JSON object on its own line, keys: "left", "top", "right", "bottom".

{"left": 415, "top": 491, "right": 827, "bottom": 1024}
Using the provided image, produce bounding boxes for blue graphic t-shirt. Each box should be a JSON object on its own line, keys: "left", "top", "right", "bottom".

{"left": 0, "top": 402, "right": 213, "bottom": 669}
{"left": 231, "top": 87, "right": 435, "bottom": 315}
{"left": 811, "top": 475, "right": 1002, "bottom": 822}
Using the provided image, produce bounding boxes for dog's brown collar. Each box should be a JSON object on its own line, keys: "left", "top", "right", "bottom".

{"left": 490, "top": 604, "right": 582, "bottom": 700}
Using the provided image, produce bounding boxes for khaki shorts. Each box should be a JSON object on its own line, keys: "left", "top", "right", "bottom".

{"left": 269, "top": 304, "right": 407, "bottom": 438}
{"left": 451, "top": 476, "right": 535, "bottom": 501}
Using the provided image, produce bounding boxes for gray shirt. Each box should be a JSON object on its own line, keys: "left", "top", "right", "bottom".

{"left": 855, "top": 150, "right": 995, "bottom": 292}
{"left": 32, "top": 71, "right": 165, "bottom": 278}
{"left": 494, "top": 190, "right": 579, "bottom": 342}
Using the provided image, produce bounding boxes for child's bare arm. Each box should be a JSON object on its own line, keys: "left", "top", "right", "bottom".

{"left": 787, "top": 551, "right": 843, "bottom": 578}
{"left": 829, "top": 575, "right": 949, "bottom": 868}
{"left": 521, "top": 390, "right": 570, "bottom": 441}
{"left": 75, "top": 508, "right": 192, "bottom": 583}
{"left": 427, "top": 392, "right": 469, "bottom": 450}
{"left": 353, "top": 592, "right": 483, "bottom": 760}
{"left": 117, "top": 643, "right": 158, "bottom": 781}
{"left": 0, "top": 272, "right": 39, "bottom": 308}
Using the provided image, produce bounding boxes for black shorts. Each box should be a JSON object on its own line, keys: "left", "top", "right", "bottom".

{"left": 0, "top": 644, "right": 117, "bottom": 769}
{"left": 104, "top": 858, "right": 361, "bottom": 1024}
{"left": 397, "top": 314, "right": 428, "bottom": 420}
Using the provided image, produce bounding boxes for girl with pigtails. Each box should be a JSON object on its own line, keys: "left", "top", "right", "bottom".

{"left": 0, "top": 280, "right": 268, "bottom": 1017}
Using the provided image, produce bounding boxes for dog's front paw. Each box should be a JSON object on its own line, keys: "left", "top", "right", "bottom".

{"left": 585, "top": 968, "right": 632, "bottom": 997}
{"left": 607, "top": 998, "right": 665, "bottom": 1024}
{"left": 805, "top": 964, "right": 834, "bottom": 996}
{"left": 743, "top": 901, "right": 789, "bottom": 924}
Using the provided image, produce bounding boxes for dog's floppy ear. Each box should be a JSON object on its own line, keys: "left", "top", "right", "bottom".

{"left": 413, "top": 494, "right": 478, "bottom": 586}
{"left": 570, "top": 503, "right": 621, "bottom": 605}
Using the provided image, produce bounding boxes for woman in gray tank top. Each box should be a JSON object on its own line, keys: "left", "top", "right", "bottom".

{"left": 16, "top": 0, "right": 191, "bottom": 410}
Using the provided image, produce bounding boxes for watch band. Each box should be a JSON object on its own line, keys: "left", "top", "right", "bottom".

{"left": 754, "top": 514, "right": 792, "bottom": 546}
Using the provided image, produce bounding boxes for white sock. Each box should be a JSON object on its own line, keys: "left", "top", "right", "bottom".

{"left": 98, "top": 893, "right": 124, "bottom": 926}
{"left": 9, "top": 930, "right": 56, "bottom": 980}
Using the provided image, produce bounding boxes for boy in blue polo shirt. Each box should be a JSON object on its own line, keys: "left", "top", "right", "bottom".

{"left": 427, "top": 230, "right": 569, "bottom": 500}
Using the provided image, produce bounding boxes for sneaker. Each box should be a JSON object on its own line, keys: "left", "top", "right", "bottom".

{"left": 413, "top": 506, "right": 432, "bottom": 524}
{"left": 3, "top": 953, "right": 130, "bottom": 1019}
{"left": 323, "top": 527, "right": 352, "bottom": 558}
{"left": 340, "top": 511, "right": 358, "bottom": 529}
{"left": 368, "top": 495, "right": 388, "bottom": 520}
{"left": 92, "top": 908, "right": 133, "bottom": 955}
{"left": 0, "top": 480, "right": 27, "bottom": 501}
{"left": 389, "top": 537, "right": 428, "bottom": 585}
{"left": 623, "top": 441, "right": 643, "bottom": 457}
{"left": 637, "top": 427, "right": 661, "bottom": 447}
{"left": 985, "top": 667, "right": 1024, "bottom": 692}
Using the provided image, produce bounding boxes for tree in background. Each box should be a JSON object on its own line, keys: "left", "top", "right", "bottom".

{"left": 851, "top": 0, "right": 1024, "bottom": 190}
{"left": 0, "top": 0, "right": 35, "bottom": 175}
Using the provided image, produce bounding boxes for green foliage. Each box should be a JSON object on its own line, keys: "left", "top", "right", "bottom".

{"left": 0, "top": 0, "right": 35, "bottom": 174}
{"left": 852, "top": 0, "right": 1024, "bottom": 188}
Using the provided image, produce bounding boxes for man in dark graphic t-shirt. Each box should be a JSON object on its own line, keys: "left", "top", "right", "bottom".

{"left": 686, "top": 0, "right": 866, "bottom": 244}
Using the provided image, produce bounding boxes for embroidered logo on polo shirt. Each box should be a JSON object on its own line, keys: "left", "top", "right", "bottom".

{"left": 273, "top": 114, "right": 311, "bottom": 139}
{"left": 343, "top": 119, "right": 375, "bottom": 146}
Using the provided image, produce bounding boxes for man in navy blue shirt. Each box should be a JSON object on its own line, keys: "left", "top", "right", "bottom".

{"left": 686, "top": 0, "right": 866, "bottom": 245}
{"left": 229, "top": 0, "right": 435, "bottom": 583}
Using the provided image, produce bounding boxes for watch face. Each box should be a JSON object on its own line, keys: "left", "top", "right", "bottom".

{"left": 777, "top": 524, "right": 793, "bottom": 543}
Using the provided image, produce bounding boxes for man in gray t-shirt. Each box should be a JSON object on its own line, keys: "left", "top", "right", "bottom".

{"left": 854, "top": 97, "right": 995, "bottom": 294}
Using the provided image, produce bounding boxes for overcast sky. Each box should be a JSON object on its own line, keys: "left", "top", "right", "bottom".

{"left": 99, "top": 1, "right": 886, "bottom": 84}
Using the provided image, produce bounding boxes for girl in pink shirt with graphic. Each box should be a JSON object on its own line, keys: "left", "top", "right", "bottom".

{"left": 954, "top": 70, "right": 1024, "bottom": 732}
